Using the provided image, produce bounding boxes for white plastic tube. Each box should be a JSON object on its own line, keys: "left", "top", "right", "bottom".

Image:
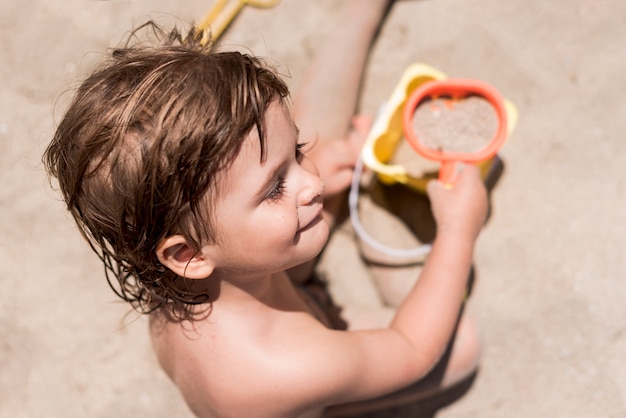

{"left": 348, "top": 156, "right": 432, "bottom": 260}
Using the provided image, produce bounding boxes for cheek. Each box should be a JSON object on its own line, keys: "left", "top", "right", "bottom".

{"left": 265, "top": 205, "right": 299, "bottom": 232}
{"left": 244, "top": 205, "right": 299, "bottom": 242}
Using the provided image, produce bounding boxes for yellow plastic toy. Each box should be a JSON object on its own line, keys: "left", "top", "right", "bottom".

{"left": 361, "top": 63, "right": 518, "bottom": 193}
{"left": 196, "top": 0, "right": 282, "bottom": 45}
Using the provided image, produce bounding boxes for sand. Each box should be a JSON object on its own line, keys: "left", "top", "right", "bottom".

{"left": 412, "top": 95, "right": 498, "bottom": 153}
{"left": 2, "top": 1, "right": 626, "bottom": 417}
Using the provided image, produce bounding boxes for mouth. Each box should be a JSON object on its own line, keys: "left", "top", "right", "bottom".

{"left": 298, "top": 205, "right": 324, "bottom": 233}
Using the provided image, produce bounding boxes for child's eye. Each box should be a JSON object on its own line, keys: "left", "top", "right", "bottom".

{"left": 266, "top": 177, "right": 286, "bottom": 201}
{"left": 265, "top": 143, "right": 307, "bottom": 202}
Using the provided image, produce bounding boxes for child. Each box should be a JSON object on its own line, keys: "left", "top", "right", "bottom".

{"left": 43, "top": 1, "right": 488, "bottom": 416}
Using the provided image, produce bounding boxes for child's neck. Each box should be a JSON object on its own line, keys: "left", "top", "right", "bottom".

{"left": 219, "top": 271, "right": 293, "bottom": 308}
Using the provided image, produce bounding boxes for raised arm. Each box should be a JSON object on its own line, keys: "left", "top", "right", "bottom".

{"left": 289, "top": 166, "right": 489, "bottom": 408}
{"left": 292, "top": 0, "right": 392, "bottom": 198}
{"left": 389, "top": 165, "right": 488, "bottom": 371}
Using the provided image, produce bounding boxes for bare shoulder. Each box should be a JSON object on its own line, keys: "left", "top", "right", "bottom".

{"left": 149, "top": 305, "right": 335, "bottom": 416}
{"left": 149, "top": 301, "right": 421, "bottom": 417}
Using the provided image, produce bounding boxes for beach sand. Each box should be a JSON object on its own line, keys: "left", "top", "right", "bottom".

{"left": 2, "top": 1, "right": 626, "bottom": 416}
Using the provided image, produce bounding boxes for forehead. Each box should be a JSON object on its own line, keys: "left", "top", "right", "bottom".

{"left": 214, "top": 100, "right": 295, "bottom": 191}
{"left": 239, "top": 100, "right": 295, "bottom": 162}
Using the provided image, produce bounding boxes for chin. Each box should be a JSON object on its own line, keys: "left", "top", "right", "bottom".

{"left": 294, "top": 219, "right": 329, "bottom": 260}
{"left": 310, "top": 217, "right": 330, "bottom": 249}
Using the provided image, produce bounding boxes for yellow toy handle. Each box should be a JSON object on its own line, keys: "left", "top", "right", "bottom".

{"left": 196, "top": 0, "right": 281, "bottom": 45}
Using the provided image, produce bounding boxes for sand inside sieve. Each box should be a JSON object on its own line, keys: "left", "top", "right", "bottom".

{"left": 389, "top": 94, "right": 498, "bottom": 178}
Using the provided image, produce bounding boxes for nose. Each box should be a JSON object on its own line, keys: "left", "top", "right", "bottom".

{"left": 296, "top": 165, "right": 325, "bottom": 207}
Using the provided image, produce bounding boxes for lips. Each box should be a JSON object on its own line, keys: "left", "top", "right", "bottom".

{"left": 298, "top": 204, "right": 324, "bottom": 233}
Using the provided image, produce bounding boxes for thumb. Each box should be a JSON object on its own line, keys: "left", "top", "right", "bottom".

{"left": 350, "top": 114, "right": 372, "bottom": 137}
{"left": 347, "top": 114, "right": 372, "bottom": 156}
{"left": 325, "top": 168, "right": 355, "bottom": 196}
{"left": 427, "top": 178, "right": 445, "bottom": 199}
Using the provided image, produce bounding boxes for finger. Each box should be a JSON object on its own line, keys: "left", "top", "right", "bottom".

{"left": 351, "top": 114, "right": 372, "bottom": 136}
{"left": 426, "top": 178, "right": 445, "bottom": 198}
{"left": 325, "top": 143, "right": 359, "bottom": 168}
{"left": 456, "top": 163, "right": 480, "bottom": 181}
{"left": 347, "top": 114, "right": 372, "bottom": 155}
{"left": 324, "top": 168, "right": 356, "bottom": 196}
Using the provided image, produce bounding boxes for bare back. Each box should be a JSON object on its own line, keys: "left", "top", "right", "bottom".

{"left": 149, "top": 272, "right": 335, "bottom": 418}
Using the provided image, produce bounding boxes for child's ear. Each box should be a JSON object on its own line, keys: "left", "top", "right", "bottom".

{"left": 156, "top": 235, "right": 215, "bottom": 279}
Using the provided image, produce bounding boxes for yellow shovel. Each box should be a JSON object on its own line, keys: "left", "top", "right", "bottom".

{"left": 196, "top": 0, "right": 281, "bottom": 45}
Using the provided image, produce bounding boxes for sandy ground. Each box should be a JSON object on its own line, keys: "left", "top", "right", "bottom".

{"left": 2, "top": 0, "right": 626, "bottom": 417}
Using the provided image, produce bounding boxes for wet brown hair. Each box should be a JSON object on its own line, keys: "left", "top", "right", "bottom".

{"left": 43, "top": 22, "right": 289, "bottom": 319}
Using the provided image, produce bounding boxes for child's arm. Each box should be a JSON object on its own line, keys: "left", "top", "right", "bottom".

{"left": 292, "top": 0, "right": 391, "bottom": 198}
{"left": 283, "top": 166, "right": 489, "bottom": 408}
{"left": 388, "top": 165, "right": 488, "bottom": 370}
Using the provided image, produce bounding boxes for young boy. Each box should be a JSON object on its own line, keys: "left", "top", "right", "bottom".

{"left": 43, "top": 1, "right": 488, "bottom": 417}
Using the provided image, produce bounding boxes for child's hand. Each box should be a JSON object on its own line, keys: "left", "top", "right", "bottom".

{"left": 306, "top": 115, "right": 370, "bottom": 197}
{"left": 427, "top": 164, "right": 488, "bottom": 240}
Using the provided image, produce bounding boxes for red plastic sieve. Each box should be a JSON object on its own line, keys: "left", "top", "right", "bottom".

{"left": 402, "top": 78, "right": 508, "bottom": 185}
